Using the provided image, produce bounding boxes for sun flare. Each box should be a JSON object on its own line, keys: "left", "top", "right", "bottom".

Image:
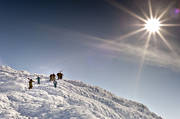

{"left": 106, "top": 0, "right": 180, "bottom": 90}
{"left": 145, "top": 18, "right": 160, "bottom": 33}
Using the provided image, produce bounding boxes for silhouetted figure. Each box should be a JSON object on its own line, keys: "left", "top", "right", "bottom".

{"left": 36, "top": 76, "right": 40, "bottom": 84}
{"left": 57, "top": 72, "right": 63, "bottom": 80}
{"left": 50, "top": 74, "right": 53, "bottom": 81}
{"left": 53, "top": 80, "right": 57, "bottom": 88}
{"left": 28, "top": 78, "right": 35, "bottom": 89}
{"left": 50, "top": 74, "right": 56, "bottom": 81}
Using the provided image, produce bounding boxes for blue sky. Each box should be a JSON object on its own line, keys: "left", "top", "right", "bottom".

{"left": 0, "top": 0, "right": 180, "bottom": 119}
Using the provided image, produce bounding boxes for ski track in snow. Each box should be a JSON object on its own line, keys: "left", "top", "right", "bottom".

{"left": 0, "top": 66, "right": 163, "bottom": 119}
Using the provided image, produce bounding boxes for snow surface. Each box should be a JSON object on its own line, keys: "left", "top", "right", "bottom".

{"left": 0, "top": 65, "right": 162, "bottom": 119}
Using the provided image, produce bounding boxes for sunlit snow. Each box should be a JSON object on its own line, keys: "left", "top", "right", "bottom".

{"left": 0, "top": 66, "right": 162, "bottom": 119}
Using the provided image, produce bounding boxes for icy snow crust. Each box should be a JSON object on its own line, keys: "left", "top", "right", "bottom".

{"left": 0, "top": 66, "right": 162, "bottom": 119}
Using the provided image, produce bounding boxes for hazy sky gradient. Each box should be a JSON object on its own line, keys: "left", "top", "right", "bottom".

{"left": 0, "top": 0, "right": 180, "bottom": 119}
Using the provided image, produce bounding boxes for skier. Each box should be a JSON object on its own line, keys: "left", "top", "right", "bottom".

{"left": 36, "top": 76, "right": 40, "bottom": 84}
{"left": 53, "top": 80, "right": 57, "bottom": 88}
{"left": 57, "top": 72, "right": 63, "bottom": 80}
{"left": 50, "top": 74, "right": 56, "bottom": 81}
{"left": 28, "top": 78, "right": 35, "bottom": 89}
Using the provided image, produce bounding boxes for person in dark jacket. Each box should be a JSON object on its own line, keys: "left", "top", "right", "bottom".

{"left": 50, "top": 74, "right": 56, "bottom": 81}
{"left": 50, "top": 74, "right": 53, "bottom": 81}
{"left": 52, "top": 73, "right": 56, "bottom": 81}
{"left": 37, "top": 76, "right": 40, "bottom": 84}
{"left": 53, "top": 80, "right": 57, "bottom": 88}
{"left": 57, "top": 72, "right": 63, "bottom": 80}
{"left": 28, "top": 78, "right": 35, "bottom": 89}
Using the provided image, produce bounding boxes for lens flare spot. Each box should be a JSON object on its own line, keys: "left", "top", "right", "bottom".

{"left": 175, "top": 8, "right": 180, "bottom": 14}
{"left": 145, "top": 18, "right": 160, "bottom": 33}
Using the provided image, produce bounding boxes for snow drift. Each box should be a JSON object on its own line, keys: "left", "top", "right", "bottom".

{"left": 0, "top": 65, "right": 162, "bottom": 119}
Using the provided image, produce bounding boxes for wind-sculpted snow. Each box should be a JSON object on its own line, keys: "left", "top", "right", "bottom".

{"left": 0, "top": 66, "right": 162, "bottom": 119}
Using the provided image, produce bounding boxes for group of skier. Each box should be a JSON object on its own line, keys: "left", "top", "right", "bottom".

{"left": 28, "top": 72, "right": 63, "bottom": 89}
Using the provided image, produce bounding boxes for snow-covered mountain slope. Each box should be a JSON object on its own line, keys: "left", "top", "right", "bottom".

{"left": 0, "top": 65, "right": 162, "bottom": 119}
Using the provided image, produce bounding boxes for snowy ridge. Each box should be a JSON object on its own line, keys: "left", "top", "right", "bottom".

{"left": 0, "top": 66, "right": 162, "bottom": 119}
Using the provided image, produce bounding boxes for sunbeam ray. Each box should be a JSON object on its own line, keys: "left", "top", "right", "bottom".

{"left": 160, "top": 29, "right": 175, "bottom": 38}
{"left": 148, "top": 0, "right": 153, "bottom": 19}
{"left": 157, "top": 31, "right": 178, "bottom": 57}
{"left": 159, "top": 18, "right": 171, "bottom": 23}
{"left": 135, "top": 33, "right": 151, "bottom": 94}
{"left": 157, "top": 2, "right": 174, "bottom": 20}
{"left": 160, "top": 24, "right": 180, "bottom": 27}
{"left": 116, "top": 28, "right": 146, "bottom": 42}
{"left": 138, "top": 30, "right": 149, "bottom": 41}
{"left": 140, "top": 8, "right": 149, "bottom": 20}
{"left": 157, "top": 31, "right": 174, "bottom": 52}
{"left": 107, "top": 0, "right": 147, "bottom": 22}
{"left": 133, "top": 24, "right": 145, "bottom": 27}
{"left": 154, "top": 8, "right": 161, "bottom": 19}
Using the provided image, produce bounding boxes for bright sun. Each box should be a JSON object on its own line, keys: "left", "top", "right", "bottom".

{"left": 105, "top": 0, "right": 180, "bottom": 90}
{"left": 145, "top": 18, "right": 161, "bottom": 33}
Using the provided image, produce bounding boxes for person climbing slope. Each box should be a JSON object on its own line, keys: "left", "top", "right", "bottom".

{"left": 50, "top": 74, "right": 56, "bottom": 81}
{"left": 53, "top": 80, "right": 57, "bottom": 88}
{"left": 50, "top": 74, "right": 53, "bottom": 81}
{"left": 36, "top": 76, "right": 40, "bottom": 84}
{"left": 52, "top": 73, "right": 56, "bottom": 81}
{"left": 57, "top": 72, "right": 63, "bottom": 80}
{"left": 28, "top": 78, "right": 35, "bottom": 89}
